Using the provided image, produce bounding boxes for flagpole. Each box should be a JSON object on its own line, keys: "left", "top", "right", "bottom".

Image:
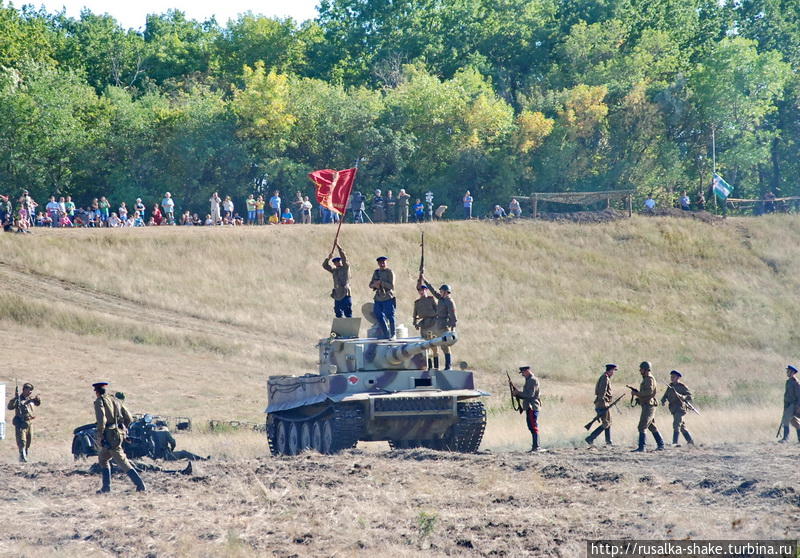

{"left": 330, "top": 158, "right": 361, "bottom": 252}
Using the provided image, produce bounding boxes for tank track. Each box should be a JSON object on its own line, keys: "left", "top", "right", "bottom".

{"left": 388, "top": 401, "right": 486, "bottom": 453}
{"left": 267, "top": 406, "right": 364, "bottom": 456}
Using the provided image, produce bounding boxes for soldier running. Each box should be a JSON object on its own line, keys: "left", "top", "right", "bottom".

{"left": 322, "top": 242, "right": 352, "bottom": 318}
{"left": 93, "top": 381, "right": 146, "bottom": 493}
{"left": 421, "top": 275, "right": 457, "bottom": 370}
{"left": 7, "top": 382, "right": 40, "bottom": 462}
{"left": 585, "top": 364, "right": 616, "bottom": 446}
{"left": 778, "top": 365, "right": 800, "bottom": 443}
{"left": 629, "top": 361, "right": 665, "bottom": 452}
{"left": 511, "top": 366, "right": 541, "bottom": 452}
{"left": 413, "top": 279, "right": 439, "bottom": 370}
{"left": 370, "top": 256, "right": 396, "bottom": 339}
{"left": 660, "top": 370, "right": 694, "bottom": 446}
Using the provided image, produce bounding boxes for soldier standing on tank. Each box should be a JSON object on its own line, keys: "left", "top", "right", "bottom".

{"left": 629, "top": 361, "right": 665, "bottom": 452}
{"left": 413, "top": 280, "right": 439, "bottom": 369}
{"left": 92, "top": 381, "right": 146, "bottom": 493}
{"left": 512, "top": 366, "right": 541, "bottom": 451}
{"left": 778, "top": 365, "right": 800, "bottom": 443}
{"left": 322, "top": 242, "right": 352, "bottom": 318}
{"left": 370, "top": 256, "right": 396, "bottom": 339}
{"left": 585, "top": 364, "right": 616, "bottom": 447}
{"left": 7, "top": 382, "right": 40, "bottom": 462}
{"left": 660, "top": 370, "right": 694, "bottom": 446}
{"left": 421, "top": 276, "right": 457, "bottom": 370}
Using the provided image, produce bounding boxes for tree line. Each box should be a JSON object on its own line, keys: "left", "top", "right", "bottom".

{"left": 0, "top": 0, "right": 797, "bottom": 215}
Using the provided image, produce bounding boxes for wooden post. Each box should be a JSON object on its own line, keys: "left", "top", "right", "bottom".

{"left": 532, "top": 194, "right": 538, "bottom": 220}
{"left": 627, "top": 194, "right": 632, "bottom": 217}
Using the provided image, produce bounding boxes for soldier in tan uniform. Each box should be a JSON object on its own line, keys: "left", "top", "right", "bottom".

{"left": 778, "top": 365, "right": 800, "bottom": 443}
{"left": 629, "top": 361, "right": 665, "bottom": 452}
{"left": 92, "top": 382, "right": 146, "bottom": 493}
{"left": 413, "top": 281, "right": 439, "bottom": 370}
{"left": 322, "top": 242, "right": 352, "bottom": 318}
{"left": 370, "top": 256, "right": 396, "bottom": 339}
{"left": 7, "top": 382, "right": 40, "bottom": 462}
{"left": 511, "top": 366, "right": 541, "bottom": 451}
{"left": 660, "top": 370, "right": 694, "bottom": 446}
{"left": 585, "top": 364, "right": 616, "bottom": 446}
{"left": 421, "top": 275, "right": 457, "bottom": 370}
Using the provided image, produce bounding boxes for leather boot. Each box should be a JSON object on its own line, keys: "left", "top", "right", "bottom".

{"left": 672, "top": 431, "right": 680, "bottom": 445}
{"left": 604, "top": 427, "right": 613, "bottom": 446}
{"left": 631, "top": 432, "right": 646, "bottom": 452}
{"left": 18, "top": 449, "right": 27, "bottom": 463}
{"left": 779, "top": 425, "right": 789, "bottom": 443}
{"left": 653, "top": 430, "right": 665, "bottom": 450}
{"left": 127, "top": 469, "right": 146, "bottom": 492}
{"left": 585, "top": 425, "right": 604, "bottom": 446}
{"left": 530, "top": 433, "right": 540, "bottom": 452}
{"left": 682, "top": 429, "right": 694, "bottom": 445}
{"left": 444, "top": 353, "right": 452, "bottom": 370}
{"left": 97, "top": 466, "right": 111, "bottom": 493}
{"left": 432, "top": 357, "right": 440, "bottom": 371}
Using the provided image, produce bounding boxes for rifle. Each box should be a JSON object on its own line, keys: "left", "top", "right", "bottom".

{"left": 584, "top": 393, "right": 626, "bottom": 430}
{"left": 506, "top": 372, "right": 522, "bottom": 413}
{"left": 419, "top": 232, "right": 425, "bottom": 275}
{"left": 625, "top": 384, "right": 639, "bottom": 407}
{"left": 666, "top": 385, "right": 701, "bottom": 415}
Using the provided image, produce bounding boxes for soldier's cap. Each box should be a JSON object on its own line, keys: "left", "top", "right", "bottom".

{"left": 605, "top": 363, "right": 617, "bottom": 371}
{"left": 376, "top": 256, "right": 388, "bottom": 261}
{"left": 639, "top": 361, "right": 652, "bottom": 371}
{"left": 91, "top": 381, "right": 109, "bottom": 389}
{"left": 788, "top": 365, "right": 798, "bottom": 374}
{"left": 115, "top": 392, "right": 125, "bottom": 400}
{"left": 417, "top": 284, "right": 428, "bottom": 290}
{"left": 331, "top": 257, "right": 342, "bottom": 263}
{"left": 518, "top": 366, "right": 531, "bottom": 372}
{"left": 439, "top": 284, "right": 451, "bottom": 293}
{"left": 22, "top": 382, "right": 33, "bottom": 390}
{"left": 669, "top": 370, "right": 682, "bottom": 378}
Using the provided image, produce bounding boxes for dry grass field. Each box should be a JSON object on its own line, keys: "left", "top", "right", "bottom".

{"left": 0, "top": 216, "right": 798, "bottom": 556}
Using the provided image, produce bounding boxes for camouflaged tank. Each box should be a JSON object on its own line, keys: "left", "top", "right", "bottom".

{"left": 266, "top": 317, "right": 488, "bottom": 455}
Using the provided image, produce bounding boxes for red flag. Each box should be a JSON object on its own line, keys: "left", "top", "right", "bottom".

{"left": 309, "top": 168, "right": 357, "bottom": 215}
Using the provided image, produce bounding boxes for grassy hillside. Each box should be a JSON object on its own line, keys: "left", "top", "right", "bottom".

{"left": 1, "top": 215, "right": 798, "bottom": 460}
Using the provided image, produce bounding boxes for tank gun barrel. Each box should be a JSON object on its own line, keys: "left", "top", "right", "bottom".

{"left": 382, "top": 332, "right": 458, "bottom": 365}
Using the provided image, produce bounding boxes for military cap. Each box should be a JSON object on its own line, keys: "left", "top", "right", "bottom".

{"left": 518, "top": 365, "right": 531, "bottom": 372}
{"left": 115, "top": 392, "right": 125, "bottom": 400}
{"left": 417, "top": 284, "right": 428, "bottom": 290}
{"left": 331, "top": 257, "right": 342, "bottom": 263}
{"left": 376, "top": 256, "right": 388, "bottom": 261}
{"left": 639, "top": 361, "right": 652, "bottom": 371}
{"left": 788, "top": 365, "right": 798, "bottom": 374}
{"left": 22, "top": 382, "right": 34, "bottom": 390}
{"left": 669, "top": 370, "right": 682, "bottom": 378}
{"left": 92, "top": 381, "right": 109, "bottom": 389}
{"left": 439, "top": 284, "right": 451, "bottom": 293}
{"left": 605, "top": 363, "right": 617, "bottom": 371}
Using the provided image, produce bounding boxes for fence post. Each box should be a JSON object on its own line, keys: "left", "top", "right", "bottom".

{"left": 532, "top": 194, "right": 538, "bottom": 220}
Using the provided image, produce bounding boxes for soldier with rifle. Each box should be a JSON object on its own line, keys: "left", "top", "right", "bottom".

{"left": 585, "top": 364, "right": 618, "bottom": 447}
{"left": 778, "top": 365, "right": 800, "bottom": 443}
{"left": 7, "top": 381, "right": 40, "bottom": 462}
{"left": 420, "top": 267, "right": 458, "bottom": 370}
{"left": 370, "top": 256, "right": 396, "bottom": 339}
{"left": 322, "top": 241, "right": 352, "bottom": 318}
{"left": 627, "top": 361, "right": 666, "bottom": 452}
{"left": 660, "top": 370, "right": 697, "bottom": 446}
{"left": 510, "top": 366, "right": 541, "bottom": 452}
{"left": 414, "top": 234, "right": 440, "bottom": 369}
{"left": 92, "top": 381, "right": 146, "bottom": 493}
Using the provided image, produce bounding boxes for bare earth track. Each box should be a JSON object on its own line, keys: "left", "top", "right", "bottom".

{"left": 0, "top": 444, "right": 796, "bottom": 557}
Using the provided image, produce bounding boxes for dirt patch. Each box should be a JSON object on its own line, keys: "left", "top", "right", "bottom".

{"left": 646, "top": 207, "right": 723, "bottom": 223}
{"left": 536, "top": 208, "right": 628, "bottom": 223}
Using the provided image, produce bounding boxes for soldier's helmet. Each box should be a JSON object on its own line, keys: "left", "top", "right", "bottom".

{"left": 22, "top": 383, "right": 33, "bottom": 390}
{"left": 639, "top": 361, "right": 652, "bottom": 371}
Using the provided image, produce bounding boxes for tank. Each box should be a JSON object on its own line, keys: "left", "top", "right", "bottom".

{"left": 265, "top": 317, "right": 489, "bottom": 455}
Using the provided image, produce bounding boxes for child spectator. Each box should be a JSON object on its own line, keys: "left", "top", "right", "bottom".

{"left": 132, "top": 211, "right": 144, "bottom": 227}
{"left": 152, "top": 205, "right": 163, "bottom": 225}
{"left": 99, "top": 196, "right": 111, "bottom": 224}
{"left": 59, "top": 212, "right": 72, "bottom": 227}
{"left": 301, "top": 196, "right": 312, "bottom": 224}
{"left": 118, "top": 202, "right": 128, "bottom": 222}
{"left": 256, "top": 195, "right": 265, "bottom": 225}
{"left": 65, "top": 196, "right": 76, "bottom": 218}
{"left": 280, "top": 207, "right": 295, "bottom": 224}
{"left": 107, "top": 212, "right": 122, "bottom": 227}
{"left": 135, "top": 198, "right": 146, "bottom": 221}
{"left": 414, "top": 199, "right": 425, "bottom": 222}
{"left": 223, "top": 196, "right": 234, "bottom": 220}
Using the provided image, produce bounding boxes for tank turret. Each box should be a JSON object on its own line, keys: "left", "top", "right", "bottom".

{"left": 319, "top": 332, "right": 457, "bottom": 374}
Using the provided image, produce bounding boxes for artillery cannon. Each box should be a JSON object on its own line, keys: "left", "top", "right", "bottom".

{"left": 266, "top": 318, "right": 488, "bottom": 455}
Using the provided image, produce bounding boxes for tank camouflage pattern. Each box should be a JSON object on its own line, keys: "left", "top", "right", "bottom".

{"left": 266, "top": 318, "right": 488, "bottom": 455}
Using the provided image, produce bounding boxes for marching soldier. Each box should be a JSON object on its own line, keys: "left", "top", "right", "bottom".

{"left": 322, "top": 242, "right": 352, "bottom": 318}
{"left": 511, "top": 366, "right": 541, "bottom": 452}
{"left": 661, "top": 370, "right": 694, "bottom": 446}
{"left": 370, "top": 256, "right": 396, "bottom": 339}
{"left": 778, "top": 365, "right": 800, "bottom": 443}
{"left": 421, "top": 276, "right": 457, "bottom": 370}
{"left": 92, "top": 381, "right": 146, "bottom": 493}
{"left": 629, "top": 361, "right": 665, "bottom": 452}
{"left": 585, "top": 364, "right": 616, "bottom": 446}
{"left": 7, "top": 382, "right": 40, "bottom": 462}
{"left": 413, "top": 279, "right": 439, "bottom": 370}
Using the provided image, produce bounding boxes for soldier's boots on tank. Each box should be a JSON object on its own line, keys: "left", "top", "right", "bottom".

{"left": 653, "top": 430, "right": 665, "bottom": 450}
{"left": 604, "top": 427, "right": 613, "bottom": 446}
{"left": 778, "top": 425, "right": 789, "bottom": 443}
{"left": 97, "top": 466, "right": 111, "bottom": 494}
{"left": 444, "top": 354, "right": 452, "bottom": 370}
{"left": 682, "top": 429, "right": 694, "bottom": 445}
{"left": 127, "top": 469, "right": 146, "bottom": 492}
{"left": 631, "top": 432, "right": 646, "bottom": 452}
{"left": 585, "top": 425, "right": 604, "bottom": 445}
{"left": 432, "top": 357, "right": 440, "bottom": 371}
